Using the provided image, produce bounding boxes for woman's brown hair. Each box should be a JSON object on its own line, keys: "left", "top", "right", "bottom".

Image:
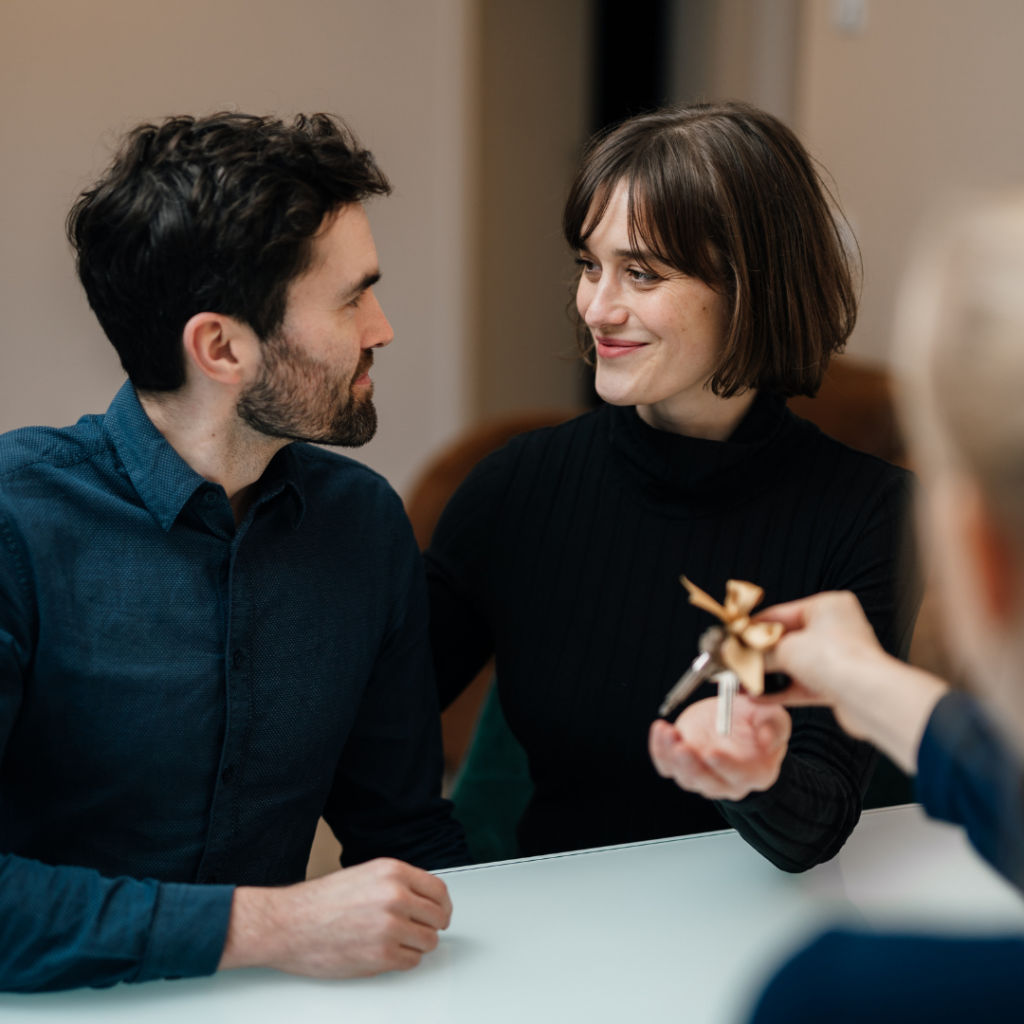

{"left": 563, "top": 102, "right": 858, "bottom": 398}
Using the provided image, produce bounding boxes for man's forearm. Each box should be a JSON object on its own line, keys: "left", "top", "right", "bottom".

{"left": 218, "top": 887, "right": 280, "bottom": 971}
{"left": 0, "top": 854, "right": 231, "bottom": 991}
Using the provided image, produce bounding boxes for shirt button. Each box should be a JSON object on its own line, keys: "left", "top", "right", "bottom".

{"left": 232, "top": 649, "right": 245, "bottom": 669}
{"left": 221, "top": 764, "right": 235, "bottom": 783}
{"left": 203, "top": 491, "right": 218, "bottom": 505}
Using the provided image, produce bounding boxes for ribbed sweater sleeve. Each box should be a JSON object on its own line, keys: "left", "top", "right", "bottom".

{"left": 715, "top": 475, "right": 921, "bottom": 871}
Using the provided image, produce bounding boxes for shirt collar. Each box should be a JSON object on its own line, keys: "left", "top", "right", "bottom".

{"left": 258, "top": 445, "right": 308, "bottom": 530}
{"left": 103, "top": 381, "right": 307, "bottom": 532}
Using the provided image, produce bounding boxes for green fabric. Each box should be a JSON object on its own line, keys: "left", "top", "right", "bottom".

{"left": 450, "top": 681, "right": 534, "bottom": 863}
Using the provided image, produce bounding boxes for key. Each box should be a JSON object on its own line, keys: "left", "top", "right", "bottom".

{"left": 715, "top": 670, "right": 739, "bottom": 736}
{"left": 659, "top": 627, "right": 726, "bottom": 718}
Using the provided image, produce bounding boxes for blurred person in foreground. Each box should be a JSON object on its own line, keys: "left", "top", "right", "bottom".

{"left": 428, "top": 103, "right": 920, "bottom": 867}
{"left": 0, "top": 113, "right": 466, "bottom": 992}
{"left": 737, "top": 192, "right": 1024, "bottom": 1022}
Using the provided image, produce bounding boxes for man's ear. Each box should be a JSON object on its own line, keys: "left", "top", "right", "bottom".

{"left": 182, "top": 312, "right": 260, "bottom": 385}
{"left": 963, "top": 484, "right": 1022, "bottom": 626}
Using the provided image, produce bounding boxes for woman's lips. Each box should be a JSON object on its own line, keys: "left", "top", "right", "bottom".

{"left": 595, "top": 337, "right": 648, "bottom": 359}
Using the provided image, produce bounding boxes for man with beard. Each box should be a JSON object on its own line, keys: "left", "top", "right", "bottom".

{"left": 0, "top": 113, "right": 467, "bottom": 992}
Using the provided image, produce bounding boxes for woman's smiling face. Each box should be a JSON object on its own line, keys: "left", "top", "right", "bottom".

{"left": 576, "top": 180, "right": 730, "bottom": 414}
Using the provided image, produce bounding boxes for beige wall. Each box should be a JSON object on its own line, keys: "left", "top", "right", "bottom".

{"left": 668, "top": 1, "right": 1024, "bottom": 369}
{"left": 796, "top": 0, "right": 1024, "bottom": 365}
{"left": 669, "top": 0, "right": 800, "bottom": 122}
{"left": 475, "top": 0, "right": 591, "bottom": 418}
{"left": 0, "top": 0, "right": 476, "bottom": 497}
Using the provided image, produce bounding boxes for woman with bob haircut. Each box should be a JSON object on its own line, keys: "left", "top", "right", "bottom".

{"left": 738, "top": 191, "right": 1024, "bottom": 1023}
{"left": 425, "top": 102, "right": 920, "bottom": 866}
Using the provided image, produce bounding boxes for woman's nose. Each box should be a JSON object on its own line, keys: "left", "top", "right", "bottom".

{"left": 582, "top": 278, "right": 628, "bottom": 330}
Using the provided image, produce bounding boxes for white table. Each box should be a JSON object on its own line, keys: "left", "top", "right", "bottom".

{"left": 3, "top": 805, "right": 1023, "bottom": 1024}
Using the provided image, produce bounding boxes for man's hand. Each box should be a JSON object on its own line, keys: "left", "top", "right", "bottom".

{"left": 649, "top": 694, "right": 791, "bottom": 801}
{"left": 218, "top": 857, "right": 452, "bottom": 978}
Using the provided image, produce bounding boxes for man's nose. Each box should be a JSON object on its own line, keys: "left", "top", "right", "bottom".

{"left": 363, "top": 290, "right": 394, "bottom": 349}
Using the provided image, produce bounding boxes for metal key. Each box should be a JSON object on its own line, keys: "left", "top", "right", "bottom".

{"left": 659, "top": 627, "right": 725, "bottom": 718}
{"left": 714, "top": 670, "right": 739, "bottom": 735}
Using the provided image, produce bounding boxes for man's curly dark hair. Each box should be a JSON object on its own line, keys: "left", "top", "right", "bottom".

{"left": 67, "top": 112, "right": 391, "bottom": 391}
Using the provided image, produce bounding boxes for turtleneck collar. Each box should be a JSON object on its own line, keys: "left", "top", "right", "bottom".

{"left": 605, "top": 392, "right": 801, "bottom": 518}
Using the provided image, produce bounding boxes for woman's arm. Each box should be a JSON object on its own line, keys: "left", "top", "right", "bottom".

{"left": 425, "top": 559, "right": 494, "bottom": 711}
{"left": 424, "top": 446, "right": 513, "bottom": 711}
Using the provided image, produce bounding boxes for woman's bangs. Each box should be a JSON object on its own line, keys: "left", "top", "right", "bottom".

{"left": 626, "top": 150, "right": 726, "bottom": 286}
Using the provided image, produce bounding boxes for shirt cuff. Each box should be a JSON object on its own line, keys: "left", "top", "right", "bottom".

{"left": 914, "top": 690, "right": 975, "bottom": 821}
{"left": 134, "top": 882, "right": 235, "bottom": 983}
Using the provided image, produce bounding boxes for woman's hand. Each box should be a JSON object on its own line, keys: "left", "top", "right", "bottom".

{"left": 649, "top": 694, "right": 791, "bottom": 801}
{"left": 757, "top": 590, "right": 948, "bottom": 773}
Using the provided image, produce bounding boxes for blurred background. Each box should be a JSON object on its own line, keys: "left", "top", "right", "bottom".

{"left": 3, "top": 0, "right": 1023, "bottom": 497}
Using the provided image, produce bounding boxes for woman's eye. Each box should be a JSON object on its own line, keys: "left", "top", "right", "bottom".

{"left": 628, "top": 267, "right": 659, "bottom": 284}
{"left": 574, "top": 257, "right": 598, "bottom": 274}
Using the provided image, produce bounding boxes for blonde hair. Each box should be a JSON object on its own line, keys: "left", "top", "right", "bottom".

{"left": 896, "top": 191, "right": 1024, "bottom": 535}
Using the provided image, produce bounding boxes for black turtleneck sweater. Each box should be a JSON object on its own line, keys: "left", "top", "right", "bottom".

{"left": 425, "top": 394, "right": 920, "bottom": 871}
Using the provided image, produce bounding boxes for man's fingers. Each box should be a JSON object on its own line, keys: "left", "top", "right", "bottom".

{"left": 394, "top": 920, "right": 441, "bottom": 955}
{"left": 405, "top": 872, "right": 452, "bottom": 923}
{"left": 404, "top": 891, "right": 451, "bottom": 932}
{"left": 389, "top": 947, "right": 424, "bottom": 972}
{"left": 369, "top": 860, "right": 452, "bottom": 926}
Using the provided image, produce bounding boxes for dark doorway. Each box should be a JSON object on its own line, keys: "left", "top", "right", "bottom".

{"left": 593, "top": 0, "right": 671, "bottom": 133}
{"left": 582, "top": 0, "right": 671, "bottom": 405}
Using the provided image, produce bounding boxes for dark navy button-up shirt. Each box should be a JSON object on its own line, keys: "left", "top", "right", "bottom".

{"left": 0, "top": 382, "right": 466, "bottom": 992}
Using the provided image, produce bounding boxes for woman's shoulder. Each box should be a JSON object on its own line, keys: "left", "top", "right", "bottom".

{"left": 429, "top": 407, "right": 608, "bottom": 547}
{"left": 784, "top": 407, "right": 914, "bottom": 493}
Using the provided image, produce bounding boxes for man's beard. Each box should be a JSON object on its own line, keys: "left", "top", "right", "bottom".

{"left": 236, "top": 334, "right": 378, "bottom": 447}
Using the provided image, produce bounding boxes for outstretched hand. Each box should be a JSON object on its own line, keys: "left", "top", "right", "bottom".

{"left": 754, "top": 590, "right": 948, "bottom": 773}
{"left": 756, "top": 590, "right": 900, "bottom": 739}
{"left": 649, "top": 693, "right": 791, "bottom": 801}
